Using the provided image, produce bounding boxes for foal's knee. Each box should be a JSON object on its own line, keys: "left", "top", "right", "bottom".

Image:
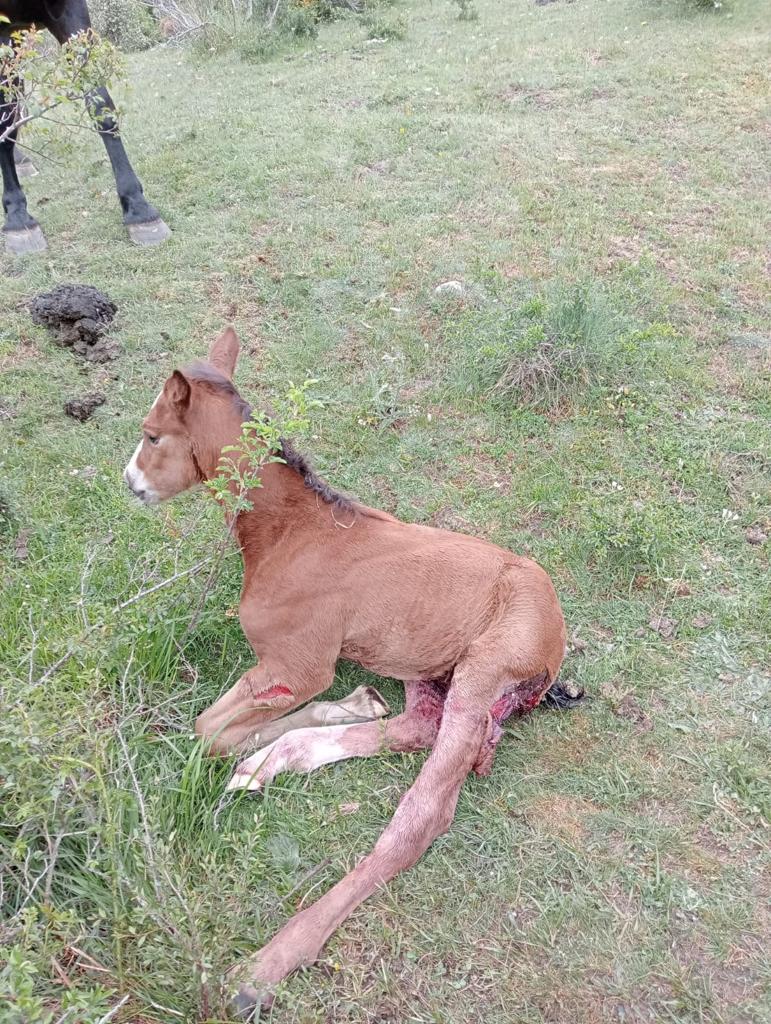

{"left": 194, "top": 708, "right": 229, "bottom": 754}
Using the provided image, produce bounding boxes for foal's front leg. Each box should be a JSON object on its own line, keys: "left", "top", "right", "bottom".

{"left": 194, "top": 661, "right": 335, "bottom": 755}
{"left": 251, "top": 685, "right": 390, "bottom": 750}
{"left": 227, "top": 678, "right": 447, "bottom": 792}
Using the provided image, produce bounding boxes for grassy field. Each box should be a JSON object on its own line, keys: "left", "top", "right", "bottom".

{"left": 1, "top": 0, "right": 770, "bottom": 1021}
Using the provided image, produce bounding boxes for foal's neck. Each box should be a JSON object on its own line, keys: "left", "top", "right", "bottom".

{"left": 229, "top": 461, "right": 319, "bottom": 565}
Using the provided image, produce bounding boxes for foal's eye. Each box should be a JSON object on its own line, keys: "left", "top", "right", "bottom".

{"left": 147, "top": 434, "right": 160, "bottom": 446}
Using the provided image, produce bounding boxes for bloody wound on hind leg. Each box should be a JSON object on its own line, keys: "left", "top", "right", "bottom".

{"left": 473, "top": 669, "right": 552, "bottom": 776}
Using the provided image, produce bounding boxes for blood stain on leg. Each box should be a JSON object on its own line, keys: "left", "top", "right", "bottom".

{"left": 474, "top": 670, "right": 551, "bottom": 776}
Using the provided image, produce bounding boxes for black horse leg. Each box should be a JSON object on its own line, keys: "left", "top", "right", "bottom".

{"left": 45, "top": 0, "right": 169, "bottom": 245}
{"left": 1, "top": 44, "right": 47, "bottom": 253}
{"left": 85, "top": 86, "right": 170, "bottom": 244}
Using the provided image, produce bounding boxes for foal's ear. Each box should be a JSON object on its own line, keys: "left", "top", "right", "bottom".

{"left": 163, "top": 370, "right": 191, "bottom": 413}
{"left": 208, "top": 325, "right": 240, "bottom": 379}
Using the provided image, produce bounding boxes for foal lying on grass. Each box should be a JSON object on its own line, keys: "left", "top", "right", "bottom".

{"left": 124, "top": 327, "right": 569, "bottom": 1018}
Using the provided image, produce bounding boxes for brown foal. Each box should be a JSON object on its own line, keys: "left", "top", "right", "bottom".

{"left": 124, "top": 328, "right": 567, "bottom": 1018}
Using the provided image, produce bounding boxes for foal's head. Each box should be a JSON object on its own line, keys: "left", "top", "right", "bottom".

{"left": 123, "top": 327, "right": 245, "bottom": 504}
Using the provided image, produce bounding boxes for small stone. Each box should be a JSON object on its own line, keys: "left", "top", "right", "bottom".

{"left": 434, "top": 280, "right": 465, "bottom": 297}
{"left": 745, "top": 526, "right": 767, "bottom": 546}
{"left": 691, "top": 613, "right": 714, "bottom": 629}
{"left": 14, "top": 528, "right": 30, "bottom": 561}
{"left": 64, "top": 392, "right": 106, "bottom": 422}
{"left": 649, "top": 616, "right": 677, "bottom": 640}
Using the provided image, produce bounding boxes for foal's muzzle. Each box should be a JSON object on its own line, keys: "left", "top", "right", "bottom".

{"left": 123, "top": 467, "right": 158, "bottom": 505}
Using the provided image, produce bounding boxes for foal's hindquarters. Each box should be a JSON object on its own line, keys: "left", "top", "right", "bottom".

{"left": 226, "top": 556, "right": 565, "bottom": 1018}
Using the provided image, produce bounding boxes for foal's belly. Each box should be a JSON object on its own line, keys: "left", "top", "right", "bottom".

{"left": 339, "top": 556, "right": 502, "bottom": 679}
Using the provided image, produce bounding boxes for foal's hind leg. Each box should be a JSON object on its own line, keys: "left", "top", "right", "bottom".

{"left": 472, "top": 669, "right": 553, "bottom": 777}
{"left": 227, "top": 677, "right": 449, "bottom": 792}
{"left": 227, "top": 670, "right": 486, "bottom": 1016}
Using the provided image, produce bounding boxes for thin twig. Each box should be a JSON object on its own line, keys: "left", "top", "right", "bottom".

{"left": 182, "top": 519, "right": 239, "bottom": 638}
{"left": 114, "top": 694, "right": 165, "bottom": 903}
{"left": 283, "top": 858, "right": 331, "bottom": 904}
{"left": 32, "top": 556, "right": 215, "bottom": 686}
{"left": 78, "top": 545, "right": 98, "bottom": 629}
{"left": 117, "top": 556, "right": 213, "bottom": 610}
{"left": 96, "top": 994, "right": 130, "bottom": 1024}
{"left": 68, "top": 945, "right": 113, "bottom": 975}
{"left": 267, "top": 0, "right": 283, "bottom": 30}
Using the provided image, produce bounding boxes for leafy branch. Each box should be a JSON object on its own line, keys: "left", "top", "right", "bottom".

{"left": 207, "top": 378, "right": 323, "bottom": 516}
{"left": 183, "top": 379, "right": 323, "bottom": 636}
{"left": 0, "top": 28, "right": 124, "bottom": 145}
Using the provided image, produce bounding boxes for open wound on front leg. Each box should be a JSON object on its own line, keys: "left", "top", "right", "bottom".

{"left": 238, "top": 672, "right": 295, "bottom": 711}
{"left": 251, "top": 683, "right": 293, "bottom": 704}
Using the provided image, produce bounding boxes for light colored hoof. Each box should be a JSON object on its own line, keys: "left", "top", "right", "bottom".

{"left": 14, "top": 154, "right": 38, "bottom": 178}
{"left": 4, "top": 225, "right": 48, "bottom": 255}
{"left": 127, "top": 218, "right": 171, "bottom": 246}
{"left": 325, "top": 684, "right": 390, "bottom": 723}
{"left": 226, "top": 743, "right": 273, "bottom": 792}
{"left": 356, "top": 684, "right": 387, "bottom": 716}
{"left": 226, "top": 770, "right": 263, "bottom": 794}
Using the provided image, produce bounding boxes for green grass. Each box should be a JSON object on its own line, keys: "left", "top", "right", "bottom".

{"left": 1, "top": 1, "right": 770, "bottom": 1021}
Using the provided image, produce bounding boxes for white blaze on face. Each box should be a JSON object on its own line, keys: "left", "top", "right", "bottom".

{"left": 123, "top": 390, "right": 162, "bottom": 503}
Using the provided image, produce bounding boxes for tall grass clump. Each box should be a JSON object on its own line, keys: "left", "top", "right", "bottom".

{"left": 445, "top": 280, "right": 689, "bottom": 415}
{"left": 492, "top": 284, "right": 618, "bottom": 410}
{"left": 89, "top": 0, "right": 160, "bottom": 50}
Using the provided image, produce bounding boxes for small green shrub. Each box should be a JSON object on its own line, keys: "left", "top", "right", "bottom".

{"left": 89, "top": 0, "right": 160, "bottom": 52}
{"left": 450, "top": 0, "right": 479, "bottom": 21}
{"left": 445, "top": 280, "right": 689, "bottom": 415}
{"left": 190, "top": 1, "right": 320, "bottom": 59}
{"left": 165, "top": 0, "right": 399, "bottom": 59}
{"left": 490, "top": 283, "right": 621, "bottom": 411}
{"left": 585, "top": 493, "right": 681, "bottom": 578}
{"left": 363, "top": 9, "right": 409, "bottom": 40}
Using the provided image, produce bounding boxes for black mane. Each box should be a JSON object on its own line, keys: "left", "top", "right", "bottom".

{"left": 184, "top": 362, "right": 356, "bottom": 515}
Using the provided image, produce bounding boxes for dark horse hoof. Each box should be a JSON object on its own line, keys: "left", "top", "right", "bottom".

{"left": 3, "top": 225, "right": 48, "bottom": 255}
{"left": 127, "top": 218, "right": 171, "bottom": 246}
{"left": 229, "top": 982, "right": 274, "bottom": 1020}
